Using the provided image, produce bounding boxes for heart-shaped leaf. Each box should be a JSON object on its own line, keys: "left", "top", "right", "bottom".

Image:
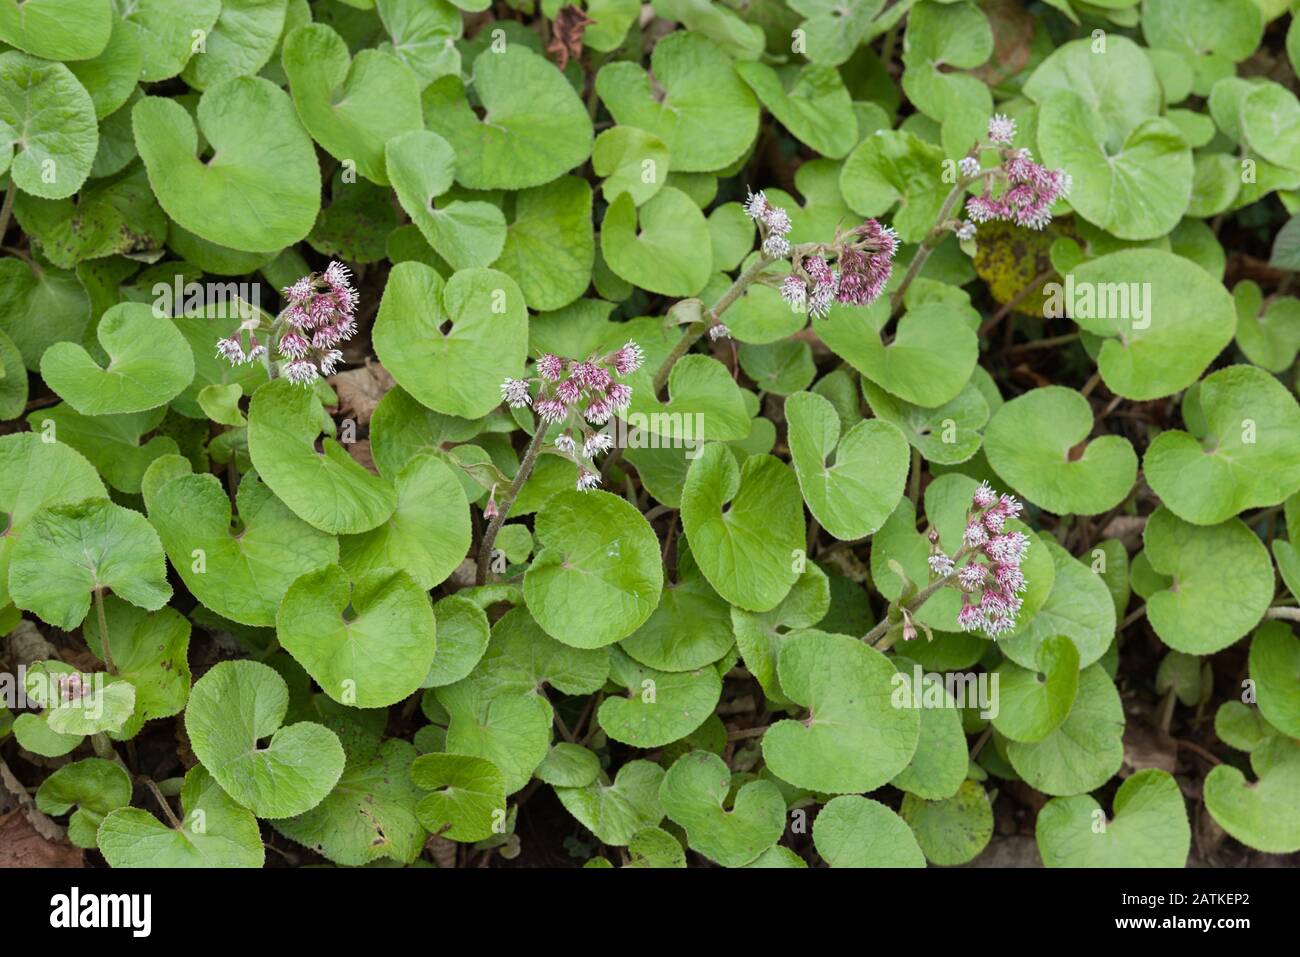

{"left": 601, "top": 188, "right": 712, "bottom": 296}
{"left": 861, "top": 376, "right": 990, "bottom": 466}
{"left": 185, "top": 659, "right": 346, "bottom": 818}
{"left": 592, "top": 126, "right": 671, "bottom": 206}
{"left": 620, "top": 538, "right": 735, "bottom": 672}
{"left": 619, "top": 353, "right": 751, "bottom": 444}
{"left": 424, "top": 595, "right": 491, "bottom": 688}
{"left": 133, "top": 77, "right": 321, "bottom": 252}
{"left": 83, "top": 595, "right": 191, "bottom": 735}
{"left": 899, "top": 779, "right": 993, "bottom": 866}
{"left": 535, "top": 743, "right": 601, "bottom": 789}
{"left": 1250, "top": 621, "right": 1300, "bottom": 739}
{"left": 28, "top": 404, "right": 178, "bottom": 494}
{"left": 984, "top": 386, "right": 1137, "bottom": 516}
{"left": 14, "top": 167, "right": 165, "bottom": 269}
{"left": 597, "top": 647, "right": 721, "bottom": 747}
{"left": 812, "top": 795, "right": 925, "bottom": 868}
{"left": 278, "top": 565, "right": 436, "bottom": 709}
{"left": 283, "top": 23, "right": 422, "bottom": 186}
{"left": 411, "top": 752, "right": 506, "bottom": 843}
{"left": 1203, "top": 738, "right": 1300, "bottom": 853}
{"left": 992, "top": 634, "right": 1080, "bottom": 743}
{"left": 594, "top": 31, "right": 758, "bottom": 172}
{"left": 0, "top": 256, "right": 90, "bottom": 370}
{"left": 422, "top": 45, "right": 592, "bottom": 189}
{"left": 524, "top": 489, "right": 663, "bottom": 648}
{"left": 97, "top": 765, "right": 264, "bottom": 868}
{"left": 731, "top": 566, "right": 829, "bottom": 705}
{"left": 681, "top": 444, "right": 805, "bottom": 613}
{"left": 0, "top": 53, "right": 99, "bottom": 199}
{"left": 762, "top": 631, "right": 921, "bottom": 793}
{"left": 735, "top": 61, "right": 856, "bottom": 160}
{"left": 659, "top": 750, "right": 785, "bottom": 867}
{"left": 1144, "top": 365, "right": 1300, "bottom": 525}
{"left": 247, "top": 378, "right": 397, "bottom": 535}
{"left": 40, "top": 303, "right": 193, "bottom": 415}
{"left": 785, "top": 390, "right": 910, "bottom": 541}
{"left": 181, "top": 0, "right": 288, "bottom": 91}
{"left": 555, "top": 759, "right": 665, "bottom": 846}
{"left": 838, "top": 129, "right": 946, "bottom": 243}
{"left": 118, "top": 0, "right": 222, "bottom": 83}
{"left": 1006, "top": 663, "right": 1124, "bottom": 796}
{"left": 492, "top": 175, "right": 593, "bottom": 311}
{"left": 1065, "top": 250, "right": 1236, "bottom": 400}
{"left": 0, "top": 0, "right": 112, "bottom": 61}
{"left": 372, "top": 262, "right": 529, "bottom": 419}
{"left": 1037, "top": 767, "right": 1190, "bottom": 867}
{"left": 888, "top": 658, "right": 969, "bottom": 800}
{"left": 1141, "top": 507, "right": 1273, "bottom": 655}
{"left": 35, "top": 757, "right": 132, "bottom": 849}
{"left": 10, "top": 498, "right": 170, "bottom": 631}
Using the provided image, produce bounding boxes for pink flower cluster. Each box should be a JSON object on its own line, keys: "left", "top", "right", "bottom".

{"left": 500, "top": 341, "right": 644, "bottom": 491}
{"left": 779, "top": 219, "right": 898, "bottom": 318}
{"left": 964, "top": 115, "right": 1071, "bottom": 233}
{"left": 928, "top": 481, "right": 1031, "bottom": 638}
{"left": 743, "top": 188, "right": 792, "bottom": 258}
{"left": 215, "top": 261, "right": 359, "bottom": 386}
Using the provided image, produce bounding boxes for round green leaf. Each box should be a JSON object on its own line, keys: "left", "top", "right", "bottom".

{"left": 620, "top": 538, "right": 735, "bottom": 672}
{"left": 181, "top": 0, "right": 287, "bottom": 90}
{"left": 762, "top": 631, "right": 921, "bottom": 794}
{"left": 680, "top": 444, "right": 804, "bottom": 613}
{"left": 1144, "top": 365, "right": 1300, "bottom": 525}
{"left": 372, "top": 262, "right": 529, "bottom": 419}
{"left": 812, "top": 795, "right": 925, "bottom": 868}
{"left": 899, "top": 779, "right": 994, "bottom": 866}
{"left": 36, "top": 757, "right": 132, "bottom": 849}
{"left": 597, "top": 647, "right": 721, "bottom": 748}
{"left": 786, "top": 390, "right": 909, "bottom": 541}
{"left": 0, "top": 53, "right": 98, "bottom": 200}
{"left": 731, "top": 565, "right": 829, "bottom": 705}
{"left": 0, "top": 256, "right": 90, "bottom": 370}
{"left": 659, "top": 750, "right": 785, "bottom": 867}
{"left": 601, "top": 188, "right": 712, "bottom": 297}
{"left": 1250, "top": 621, "right": 1300, "bottom": 739}
{"left": 555, "top": 759, "right": 665, "bottom": 846}
{"left": 247, "top": 378, "right": 397, "bottom": 535}
{"left": 133, "top": 77, "right": 321, "bottom": 252}
{"left": 424, "top": 595, "right": 490, "bottom": 688}
{"left": 1037, "top": 767, "right": 1190, "bottom": 868}
{"left": 0, "top": 0, "right": 112, "bottom": 61}
{"left": 40, "top": 303, "right": 193, "bottom": 415}
{"left": 492, "top": 175, "right": 594, "bottom": 311}
{"left": 278, "top": 565, "right": 436, "bottom": 708}
{"left": 83, "top": 595, "right": 191, "bottom": 734}
{"left": 411, "top": 752, "right": 507, "bottom": 843}
{"left": 1203, "top": 738, "right": 1300, "bottom": 853}
{"left": 592, "top": 125, "right": 670, "bottom": 206}
{"left": 535, "top": 742, "right": 601, "bottom": 788}
{"left": 861, "top": 377, "right": 989, "bottom": 467}
{"left": 524, "top": 489, "right": 663, "bottom": 648}
{"left": 185, "top": 659, "right": 346, "bottom": 818}
{"left": 118, "top": 0, "right": 222, "bottom": 83}
{"left": 984, "top": 386, "right": 1137, "bottom": 516}
{"left": 991, "top": 633, "right": 1080, "bottom": 743}
{"left": 735, "top": 61, "right": 856, "bottom": 160}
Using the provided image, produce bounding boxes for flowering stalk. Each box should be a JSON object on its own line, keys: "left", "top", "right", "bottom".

{"left": 216, "top": 261, "right": 359, "bottom": 385}
{"left": 890, "top": 114, "right": 1071, "bottom": 317}
{"left": 475, "top": 424, "right": 548, "bottom": 586}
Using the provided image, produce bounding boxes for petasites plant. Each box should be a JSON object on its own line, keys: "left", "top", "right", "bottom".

{"left": 3, "top": 0, "right": 1300, "bottom": 874}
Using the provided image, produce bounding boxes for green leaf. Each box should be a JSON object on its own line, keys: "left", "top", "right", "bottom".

{"left": 862, "top": 376, "right": 989, "bottom": 466}
{"left": 275, "top": 720, "right": 426, "bottom": 865}
{"left": 185, "top": 659, "right": 346, "bottom": 818}
{"left": 339, "top": 452, "right": 470, "bottom": 590}
{"left": 1203, "top": 738, "right": 1300, "bottom": 853}
{"left": 116, "top": 0, "right": 222, "bottom": 83}
{"left": 0, "top": 328, "right": 27, "bottom": 419}
{"left": 0, "top": 433, "right": 105, "bottom": 609}
{"left": 372, "top": 263, "right": 529, "bottom": 419}
{"left": 524, "top": 489, "right": 663, "bottom": 648}
{"left": 735, "top": 61, "right": 857, "bottom": 160}
{"left": 731, "top": 565, "right": 830, "bottom": 704}
{"left": 1005, "top": 664, "right": 1124, "bottom": 796}
{"left": 0, "top": 0, "right": 112, "bottom": 60}
{"left": 10, "top": 498, "right": 169, "bottom": 631}
{"left": 98, "top": 765, "right": 264, "bottom": 868}
{"left": 411, "top": 752, "right": 507, "bottom": 843}
{"left": 1144, "top": 365, "right": 1300, "bottom": 525}
{"left": 888, "top": 658, "right": 969, "bottom": 800}
{"left": 681, "top": 444, "right": 805, "bottom": 613}
{"left": 28, "top": 404, "right": 178, "bottom": 494}
{"left": 991, "top": 634, "right": 1080, "bottom": 743}
{"left": 1142, "top": 0, "right": 1263, "bottom": 65}
{"left": 620, "top": 539, "right": 735, "bottom": 672}
{"left": 1250, "top": 621, "right": 1300, "bottom": 739}
{"left": 1038, "top": 766, "right": 1190, "bottom": 867}
{"left": 376, "top": 0, "right": 463, "bottom": 85}
{"left": 812, "top": 795, "right": 925, "bottom": 867}
{"left": 247, "top": 378, "right": 397, "bottom": 535}
{"left": 762, "top": 631, "right": 921, "bottom": 793}
{"left": 83, "top": 595, "right": 191, "bottom": 733}
{"left": 555, "top": 759, "right": 665, "bottom": 846}
{"left": 984, "top": 386, "right": 1137, "bottom": 516}
{"left": 278, "top": 565, "right": 436, "bottom": 708}
{"left": 0, "top": 256, "right": 90, "bottom": 370}
{"left": 597, "top": 647, "right": 721, "bottom": 748}
{"left": 14, "top": 167, "right": 165, "bottom": 269}
{"left": 535, "top": 743, "right": 601, "bottom": 788}
{"left": 785, "top": 390, "right": 910, "bottom": 540}
{"left": 422, "top": 45, "right": 592, "bottom": 189}
{"left": 592, "top": 126, "right": 670, "bottom": 206}
{"left": 601, "top": 188, "right": 712, "bottom": 297}
{"left": 620, "top": 353, "right": 751, "bottom": 444}
{"left": 659, "top": 750, "right": 785, "bottom": 867}
{"left": 386, "top": 129, "right": 507, "bottom": 269}
{"left": 35, "top": 758, "right": 132, "bottom": 849}
{"left": 40, "top": 303, "right": 193, "bottom": 416}
{"left": 133, "top": 77, "right": 321, "bottom": 252}
{"left": 283, "top": 23, "right": 423, "bottom": 186}
{"left": 899, "top": 779, "right": 993, "bottom": 866}
{"left": 181, "top": 0, "right": 288, "bottom": 91}
{"left": 1142, "top": 507, "right": 1273, "bottom": 655}
{"left": 1000, "top": 538, "right": 1115, "bottom": 670}
{"left": 19, "top": 659, "right": 136, "bottom": 739}
{"left": 1064, "top": 250, "right": 1236, "bottom": 400}
{"left": 492, "top": 175, "right": 594, "bottom": 311}
{"left": 595, "top": 32, "right": 758, "bottom": 173}
{"left": 0, "top": 53, "right": 99, "bottom": 200}
{"left": 626, "top": 826, "right": 687, "bottom": 868}
{"left": 838, "top": 130, "right": 946, "bottom": 243}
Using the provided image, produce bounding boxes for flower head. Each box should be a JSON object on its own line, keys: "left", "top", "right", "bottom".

{"left": 556, "top": 377, "right": 584, "bottom": 404}
{"left": 780, "top": 275, "right": 808, "bottom": 308}
{"left": 576, "top": 467, "right": 601, "bottom": 491}
{"left": 988, "top": 113, "right": 1016, "bottom": 144}
{"left": 537, "top": 353, "right": 564, "bottom": 381}
{"left": 501, "top": 378, "right": 532, "bottom": 408}
{"left": 763, "top": 205, "right": 792, "bottom": 236}
{"left": 958, "top": 599, "right": 985, "bottom": 632}
{"left": 707, "top": 322, "right": 730, "bottom": 342}
{"left": 216, "top": 336, "right": 247, "bottom": 364}
{"left": 606, "top": 382, "right": 632, "bottom": 410}
{"left": 955, "top": 221, "right": 977, "bottom": 242}
{"left": 535, "top": 398, "right": 568, "bottom": 423}
{"left": 584, "top": 397, "right": 613, "bottom": 425}
{"left": 612, "top": 341, "right": 643, "bottom": 376}
{"left": 285, "top": 359, "right": 319, "bottom": 385}
{"left": 928, "top": 553, "right": 955, "bottom": 577}
{"left": 555, "top": 432, "right": 577, "bottom": 454}
{"left": 958, "top": 562, "right": 988, "bottom": 591}
{"left": 958, "top": 156, "right": 981, "bottom": 178}
{"left": 584, "top": 432, "right": 614, "bottom": 458}
{"left": 742, "top": 188, "right": 769, "bottom": 220}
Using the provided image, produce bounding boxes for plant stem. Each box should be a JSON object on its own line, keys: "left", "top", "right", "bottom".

{"left": 141, "top": 776, "right": 184, "bottom": 830}
{"left": 862, "top": 568, "right": 959, "bottom": 645}
{"left": 1263, "top": 605, "right": 1300, "bottom": 623}
{"left": 0, "top": 176, "right": 15, "bottom": 246}
{"left": 651, "top": 255, "right": 775, "bottom": 395}
{"left": 94, "top": 587, "right": 114, "bottom": 674}
{"left": 475, "top": 425, "right": 549, "bottom": 585}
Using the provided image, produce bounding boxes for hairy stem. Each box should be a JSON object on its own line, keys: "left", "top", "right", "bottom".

{"left": 1263, "top": 605, "right": 1300, "bottom": 623}
{"left": 862, "top": 567, "right": 959, "bottom": 646}
{"left": 94, "top": 587, "right": 114, "bottom": 674}
{"left": 476, "top": 425, "right": 549, "bottom": 585}
{"left": 142, "top": 776, "right": 184, "bottom": 830}
{"left": 652, "top": 254, "right": 776, "bottom": 395}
